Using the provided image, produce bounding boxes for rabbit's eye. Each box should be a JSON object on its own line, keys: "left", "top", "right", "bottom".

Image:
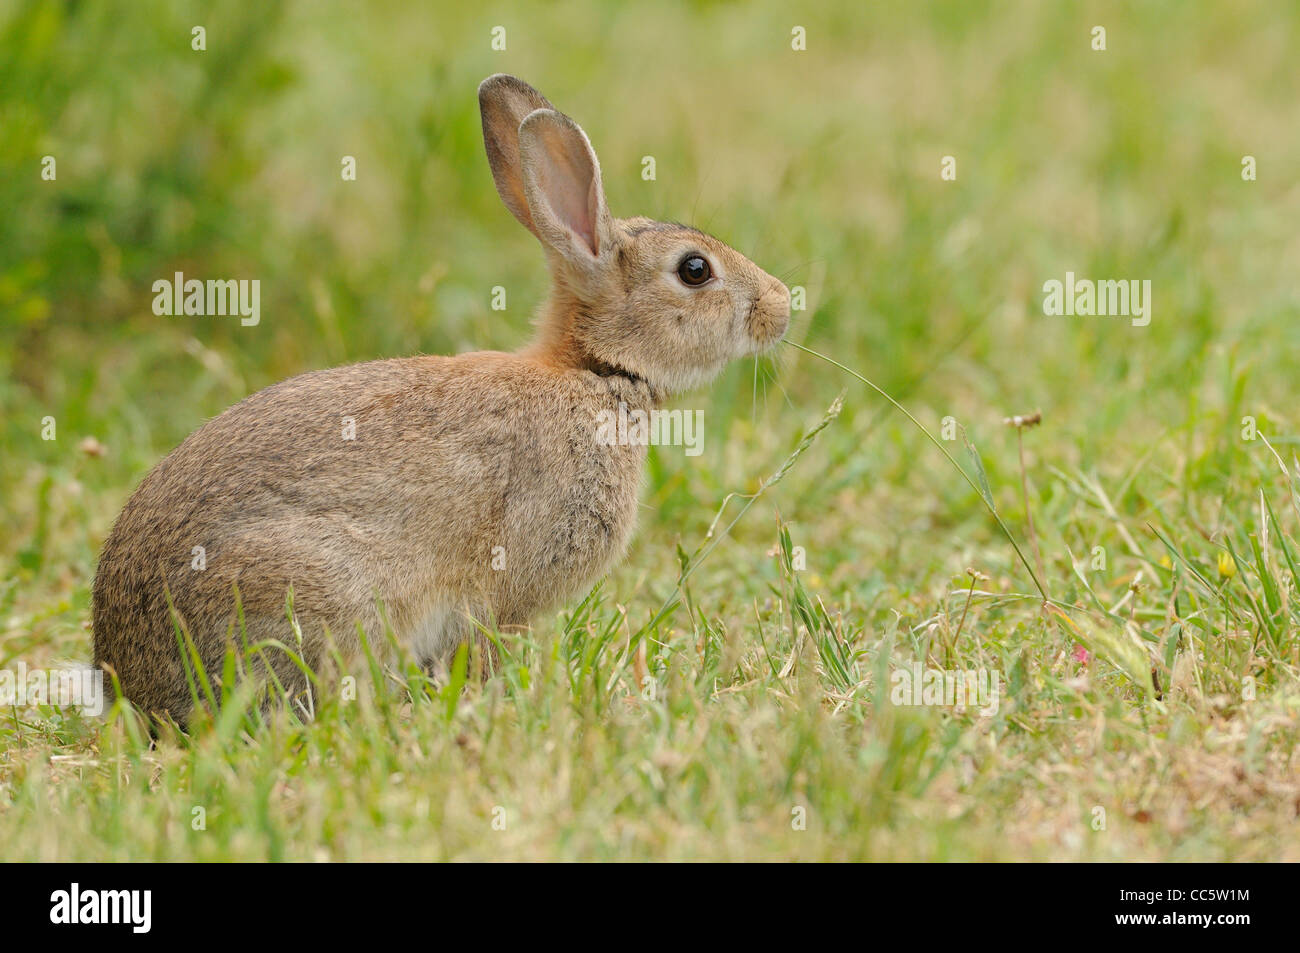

{"left": 677, "top": 255, "right": 712, "bottom": 287}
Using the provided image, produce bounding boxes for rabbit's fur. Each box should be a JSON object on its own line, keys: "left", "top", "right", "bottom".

{"left": 92, "top": 75, "right": 790, "bottom": 723}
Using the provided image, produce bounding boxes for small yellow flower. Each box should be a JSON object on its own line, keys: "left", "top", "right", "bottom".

{"left": 1158, "top": 554, "right": 1172, "bottom": 569}
{"left": 1217, "top": 552, "right": 1237, "bottom": 579}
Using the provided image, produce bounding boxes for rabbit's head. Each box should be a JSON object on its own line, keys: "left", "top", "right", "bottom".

{"left": 479, "top": 74, "right": 790, "bottom": 396}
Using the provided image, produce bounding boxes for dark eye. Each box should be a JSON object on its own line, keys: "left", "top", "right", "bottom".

{"left": 677, "top": 255, "right": 711, "bottom": 286}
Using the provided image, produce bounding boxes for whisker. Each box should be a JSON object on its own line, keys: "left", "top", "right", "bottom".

{"left": 754, "top": 354, "right": 798, "bottom": 417}
{"left": 776, "top": 258, "right": 825, "bottom": 283}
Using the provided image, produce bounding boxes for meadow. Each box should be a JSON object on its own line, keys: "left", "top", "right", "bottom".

{"left": 2, "top": 0, "right": 1298, "bottom": 861}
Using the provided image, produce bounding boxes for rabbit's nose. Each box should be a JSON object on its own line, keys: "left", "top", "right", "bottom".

{"left": 748, "top": 279, "right": 791, "bottom": 347}
{"left": 767, "top": 279, "right": 791, "bottom": 319}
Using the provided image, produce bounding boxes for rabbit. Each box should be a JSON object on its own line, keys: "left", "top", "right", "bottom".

{"left": 92, "top": 74, "right": 791, "bottom": 724}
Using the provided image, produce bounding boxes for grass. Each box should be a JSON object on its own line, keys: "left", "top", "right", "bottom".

{"left": 3, "top": 0, "right": 1300, "bottom": 860}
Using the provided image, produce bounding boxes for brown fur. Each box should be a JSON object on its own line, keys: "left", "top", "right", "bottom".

{"left": 92, "top": 75, "right": 790, "bottom": 723}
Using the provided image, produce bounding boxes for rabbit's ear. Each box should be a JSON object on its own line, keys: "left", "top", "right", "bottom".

{"left": 517, "top": 108, "right": 613, "bottom": 262}
{"left": 479, "top": 74, "right": 556, "bottom": 233}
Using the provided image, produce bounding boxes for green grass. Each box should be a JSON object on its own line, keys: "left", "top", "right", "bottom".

{"left": 3, "top": 0, "right": 1299, "bottom": 860}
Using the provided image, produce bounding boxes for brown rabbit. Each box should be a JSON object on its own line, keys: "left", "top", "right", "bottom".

{"left": 92, "top": 74, "right": 790, "bottom": 723}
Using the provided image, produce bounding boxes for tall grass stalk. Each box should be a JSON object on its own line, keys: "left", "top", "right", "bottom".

{"left": 784, "top": 339, "right": 1049, "bottom": 602}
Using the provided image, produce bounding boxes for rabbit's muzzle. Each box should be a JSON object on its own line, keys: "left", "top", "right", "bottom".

{"left": 746, "top": 279, "right": 792, "bottom": 350}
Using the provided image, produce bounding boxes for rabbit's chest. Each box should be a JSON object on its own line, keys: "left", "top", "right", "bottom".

{"left": 525, "top": 430, "right": 644, "bottom": 572}
{"left": 483, "top": 395, "right": 648, "bottom": 606}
